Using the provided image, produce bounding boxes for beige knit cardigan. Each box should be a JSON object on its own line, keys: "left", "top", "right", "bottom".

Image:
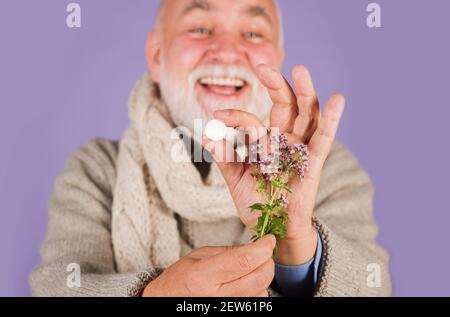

{"left": 29, "top": 74, "right": 391, "bottom": 297}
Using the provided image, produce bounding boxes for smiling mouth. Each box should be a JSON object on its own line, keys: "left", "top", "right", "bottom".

{"left": 198, "top": 76, "right": 248, "bottom": 97}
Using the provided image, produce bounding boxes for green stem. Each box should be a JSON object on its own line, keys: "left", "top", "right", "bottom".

{"left": 258, "top": 171, "right": 290, "bottom": 239}
{"left": 260, "top": 185, "right": 284, "bottom": 238}
{"left": 260, "top": 183, "right": 274, "bottom": 238}
{"left": 260, "top": 208, "right": 271, "bottom": 238}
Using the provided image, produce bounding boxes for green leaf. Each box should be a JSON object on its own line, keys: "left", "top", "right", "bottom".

{"left": 271, "top": 177, "right": 286, "bottom": 189}
{"left": 249, "top": 203, "right": 265, "bottom": 211}
{"left": 257, "top": 216, "right": 266, "bottom": 227}
{"left": 276, "top": 209, "right": 289, "bottom": 217}
{"left": 271, "top": 217, "right": 285, "bottom": 228}
{"left": 257, "top": 179, "right": 267, "bottom": 193}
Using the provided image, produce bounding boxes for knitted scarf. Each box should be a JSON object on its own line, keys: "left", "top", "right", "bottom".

{"left": 111, "top": 73, "right": 248, "bottom": 273}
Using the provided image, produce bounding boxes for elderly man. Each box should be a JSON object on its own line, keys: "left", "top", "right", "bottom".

{"left": 30, "top": 0, "right": 391, "bottom": 297}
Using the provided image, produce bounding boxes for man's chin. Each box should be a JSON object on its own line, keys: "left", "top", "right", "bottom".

{"left": 196, "top": 85, "right": 252, "bottom": 114}
{"left": 198, "top": 98, "right": 249, "bottom": 117}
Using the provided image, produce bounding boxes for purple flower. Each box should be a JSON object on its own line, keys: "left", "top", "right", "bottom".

{"left": 252, "top": 133, "right": 309, "bottom": 181}
{"left": 250, "top": 133, "right": 310, "bottom": 241}
{"left": 250, "top": 143, "right": 264, "bottom": 155}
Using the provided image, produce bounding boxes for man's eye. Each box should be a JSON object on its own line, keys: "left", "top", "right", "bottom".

{"left": 244, "top": 32, "right": 264, "bottom": 41}
{"left": 189, "top": 28, "right": 212, "bottom": 37}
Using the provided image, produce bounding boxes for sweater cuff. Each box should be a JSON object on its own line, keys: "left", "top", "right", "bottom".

{"left": 312, "top": 217, "right": 391, "bottom": 297}
{"left": 126, "top": 268, "right": 164, "bottom": 297}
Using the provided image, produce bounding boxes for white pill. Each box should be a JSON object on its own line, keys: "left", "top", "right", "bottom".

{"left": 204, "top": 120, "right": 227, "bottom": 141}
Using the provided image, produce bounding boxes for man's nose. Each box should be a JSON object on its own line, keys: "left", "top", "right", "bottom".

{"left": 205, "top": 34, "right": 246, "bottom": 66}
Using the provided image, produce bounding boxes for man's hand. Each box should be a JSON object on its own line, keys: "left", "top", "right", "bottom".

{"left": 142, "top": 234, "right": 276, "bottom": 297}
{"left": 202, "top": 64, "right": 345, "bottom": 266}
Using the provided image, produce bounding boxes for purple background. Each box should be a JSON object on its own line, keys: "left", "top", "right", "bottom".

{"left": 0, "top": 0, "right": 449, "bottom": 296}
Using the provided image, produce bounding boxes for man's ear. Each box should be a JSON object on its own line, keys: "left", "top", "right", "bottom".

{"left": 145, "top": 31, "right": 161, "bottom": 83}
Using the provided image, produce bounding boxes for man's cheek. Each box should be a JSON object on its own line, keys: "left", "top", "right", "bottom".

{"left": 167, "top": 38, "right": 208, "bottom": 71}
{"left": 246, "top": 45, "right": 280, "bottom": 70}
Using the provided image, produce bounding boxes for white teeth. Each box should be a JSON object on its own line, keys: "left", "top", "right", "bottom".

{"left": 199, "top": 77, "right": 245, "bottom": 88}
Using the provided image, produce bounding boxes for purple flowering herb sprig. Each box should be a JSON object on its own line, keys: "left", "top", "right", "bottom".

{"left": 249, "top": 133, "right": 309, "bottom": 241}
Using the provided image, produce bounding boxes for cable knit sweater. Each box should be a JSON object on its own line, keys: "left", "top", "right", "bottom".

{"left": 29, "top": 75, "right": 392, "bottom": 297}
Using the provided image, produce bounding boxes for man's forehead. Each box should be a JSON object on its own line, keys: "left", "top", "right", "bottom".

{"left": 160, "top": 0, "right": 279, "bottom": 21}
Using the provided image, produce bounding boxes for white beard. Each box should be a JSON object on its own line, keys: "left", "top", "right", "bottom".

{"left": 158, "top": 60, "right": 273, "bottom": 133}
